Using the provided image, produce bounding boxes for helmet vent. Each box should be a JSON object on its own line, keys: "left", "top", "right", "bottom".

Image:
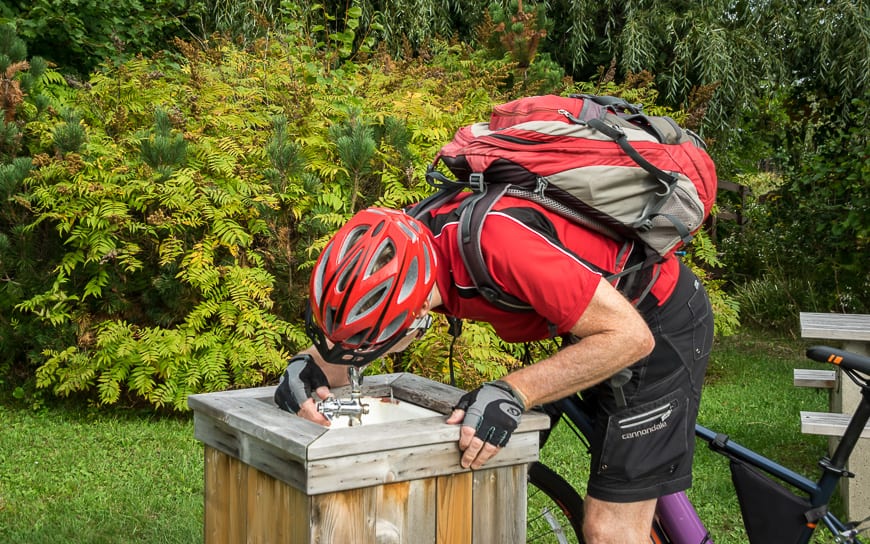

{"left": 376, "top": 311, "right": 409, "bottom": 343}
{"left": 336, "top": 252, "right": 362, "bottom": 292}
{"left": 421, "top": 242, "right": 432, "bottom": 283}
{"left": 323, "top": 306, "right": 336, "bottom": 335}
{"left": 312, "top": 244, "right": 332, "bottom": 306}
{"left": 396, "top": 256, "right": 419, "bottom": 304}
{"left": 338, "top": 225, "right": 369, "bottom": 261}
{"left": 346, "top": 279, "right": 393, "bottom": 325}
{"left": 345, "top": 330, "right": 369, "bottom": 346}
{"left": 366, "top": 239, "right": 396, "bottom": 277}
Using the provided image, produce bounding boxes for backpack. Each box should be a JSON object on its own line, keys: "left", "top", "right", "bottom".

{"left": 409, "top": 93, "right": 717, "bottom": 312}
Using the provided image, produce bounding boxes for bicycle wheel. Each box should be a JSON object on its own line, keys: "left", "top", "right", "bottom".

{"left": 527, "top": 461, "right": 585, "bottom": 543}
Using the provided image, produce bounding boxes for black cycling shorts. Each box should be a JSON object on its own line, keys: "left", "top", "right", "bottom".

{"left": 584, "top": 262, "right": 714, "bottom": 503}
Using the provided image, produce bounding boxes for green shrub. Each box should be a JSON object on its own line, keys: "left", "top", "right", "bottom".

{"left": 4, "top": 0, "right": 199, "bottom": 76}
{"left": 720, "top": 97, "right": 869, "bottom": 317}
{"left": 3, "top": 23, "right": 737, "bottom": 408}
{"left": 2, "top": 32, "right": 512, "bottom": 408}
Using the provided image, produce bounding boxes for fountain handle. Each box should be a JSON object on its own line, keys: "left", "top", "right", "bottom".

{"left": 316, "top": 365, "right": 370, "bottom": 426}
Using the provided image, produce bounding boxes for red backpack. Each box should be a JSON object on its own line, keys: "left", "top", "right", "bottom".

{"left": 410, "top": 94, "right": 718, "bottom": 311}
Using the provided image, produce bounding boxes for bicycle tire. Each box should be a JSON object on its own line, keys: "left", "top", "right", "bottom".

{"left": 527, "top": 461, "right": 585, "bottom": 543}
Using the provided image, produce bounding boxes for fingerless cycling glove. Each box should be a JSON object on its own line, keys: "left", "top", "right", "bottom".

{"left": 274, "top": 354, "right": 329, "bottom": 413}
{"left": 454, "top": 380, "right": 525, "bottom": 447}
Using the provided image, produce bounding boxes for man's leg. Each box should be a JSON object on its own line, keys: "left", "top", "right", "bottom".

{"left": 582, "top": 264, "right": 712, "bottom": 542}
{"left": 583, "top": 496, "right": 657, "bottom": 543}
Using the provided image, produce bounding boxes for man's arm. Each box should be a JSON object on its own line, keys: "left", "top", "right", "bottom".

{"left": 449, "top": 277, "right": 654, "bottom": 468}
{"left": 501, "top": 276, "right": 654, "bottom": 406}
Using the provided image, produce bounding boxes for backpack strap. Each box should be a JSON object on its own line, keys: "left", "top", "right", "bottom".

{"left": 456, "top": 182, "right": 534, "bottom": 312}
{"left": 572, "top": 94, "right": 644, "bottom": 115}
{"left": 408, "top": 168, "right": 467, "bottom": 217}
{"left": 622, "top": 114, "right": 683, "bottom": 145}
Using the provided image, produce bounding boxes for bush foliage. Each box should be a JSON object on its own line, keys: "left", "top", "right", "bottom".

{"left": 1, "top": 0, "right": 197, "bottom": 76}
{"left": 2, "top": 17, "right": 737, "bottom": 409}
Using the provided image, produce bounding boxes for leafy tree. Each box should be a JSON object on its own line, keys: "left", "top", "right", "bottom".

{"left": 0, "top": 24, "right": 64, "bottom": 394}
{"left": 722, "top": 96, "right": 869, "bottom": 326}
{"left": 1, "top": 0, "right": 200, "bottom": 76}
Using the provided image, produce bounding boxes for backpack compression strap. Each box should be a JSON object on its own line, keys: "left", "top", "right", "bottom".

{"left": 584, "top": 117, "right": 681, "bottom": 234}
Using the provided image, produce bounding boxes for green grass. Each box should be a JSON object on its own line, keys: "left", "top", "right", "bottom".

{"left": 0, "top": 331, "right": 847, "bottom": 543}
{"left": 0, "top": 403, "right": 202, "bottom": 543}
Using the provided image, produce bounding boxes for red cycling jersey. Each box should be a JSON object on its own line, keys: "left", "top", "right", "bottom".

{"left": 423, "top": 194, "right": 679, "bottom": 342}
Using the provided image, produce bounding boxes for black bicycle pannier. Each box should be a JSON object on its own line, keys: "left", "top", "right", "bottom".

{"left": 730, "top": 457, "right": 814, "bottom": 544}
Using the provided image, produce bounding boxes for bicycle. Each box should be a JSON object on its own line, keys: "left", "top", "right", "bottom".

{"left": 525, "top": 345, "right": 870, "bottom": 543}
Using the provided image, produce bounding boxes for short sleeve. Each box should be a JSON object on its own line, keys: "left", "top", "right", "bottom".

{"left": 479, "top": 211, "right": 604, "bottom": 333}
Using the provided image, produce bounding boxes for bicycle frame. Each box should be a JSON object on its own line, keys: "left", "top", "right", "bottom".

{"left": 545, "top": 355, "right": 870, "bottom": 544}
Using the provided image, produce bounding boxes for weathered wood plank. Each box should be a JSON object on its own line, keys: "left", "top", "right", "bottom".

{"left": 195, "top": 412, "right": 310, "bottom": 490}
{"left": 404, "top": 478, "right": 438, "bottom": 543}
{"left": 801, "top": 411, "right": 870, "bottom": 438}
{"left": 305, "top": 430, "right": 541, "bottom": 495}
{"left": 305, "top": 389, "right": 548, "bottom": 462}
{"left": 244, "top": 463, "right": 312, "bottom": 544}
{"left": 437, "top": 472, "right": 473, "bottom": 544}
{"left": 323, "top": 405, "right": 547, "bottom": 455}
{"left": 246, "top": 464, "right": 278, "bottom": 543}
{"left": 799, "top": 312, "right": 870, "bottom": 341}
{"left": 306, "top": 411, "right": 548, "bottom": 460}
{"left": 375, "top": 479, "right": 437, "bottom": 544}
{"left": 472, "top": 465, "right": 527, "bottom": 543}
{"left": 793, "top": 368, "right": 837, "bottom": 388}
{"left": 190, "top": 394, "right": 326, "bottom": 458}
{"left": 284, "top": 476, "right": 312, "bottom": 544}
{"left": 307, "top": 415, "right": 454, "bottom": 459}
{"left": 204, "top": 446, "right": 246, "bottom": 544}
{"left": 311, "top": 486, "right": 377, "bottom": 543}
{"left": 390, "top": 373, "right": 466, "bottom": 414}
{"left": 718, "top": 179, "right": 750, "bottom": 193}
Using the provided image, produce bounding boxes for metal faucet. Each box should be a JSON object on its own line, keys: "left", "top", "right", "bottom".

{"left": 316, "top": 365, "right": 370, "bottom": 426}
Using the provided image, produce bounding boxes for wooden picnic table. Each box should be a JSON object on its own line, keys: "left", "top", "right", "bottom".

{"left": 799, "top": 312, "right": 870, "bottom": 523}
{"left": 800, "top": 312, "right": 870, "bottom": 347}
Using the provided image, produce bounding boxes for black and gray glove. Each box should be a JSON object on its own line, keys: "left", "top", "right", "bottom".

{"left": 274, "top": 354, "right": 329, "bottom": 413}
{"left": 454, "top": 380, "right": 525, "bottom": 447}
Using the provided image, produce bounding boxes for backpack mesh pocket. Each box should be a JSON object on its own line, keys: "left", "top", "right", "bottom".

{"left": 730, "top": 458, "right": 813, "bottom": 544}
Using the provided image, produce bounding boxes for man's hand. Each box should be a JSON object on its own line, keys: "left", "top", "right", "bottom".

{"left": 446, "top": 380, "right": 524, "bottom": 469}
{"left": 274, "top": 354, "right": 332, "bottom": 425}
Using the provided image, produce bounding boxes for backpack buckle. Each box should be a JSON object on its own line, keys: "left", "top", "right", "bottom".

{"left": 468, "top": 172, "right": 485, "bottom": 192}
{"left": 633, "top": 217, "right": 654, "bottom": 232}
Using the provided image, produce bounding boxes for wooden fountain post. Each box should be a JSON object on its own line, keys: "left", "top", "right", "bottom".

{"left": 188, "top": 373, "right": 549, "bottom": 544}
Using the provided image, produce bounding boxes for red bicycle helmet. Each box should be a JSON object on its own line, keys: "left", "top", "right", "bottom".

{"left": 306, "top": 207, "right": 437, "bottom": 365}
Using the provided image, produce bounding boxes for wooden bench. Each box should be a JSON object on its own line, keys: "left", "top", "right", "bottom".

{"left": 800, "top": 411, "right": 870, "bottom": 439}
{"left": 793, "top": 368, "right": 837, "bottom": 389}
{"left": 798, "top": 312, "right": 870, "bottom": 522}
